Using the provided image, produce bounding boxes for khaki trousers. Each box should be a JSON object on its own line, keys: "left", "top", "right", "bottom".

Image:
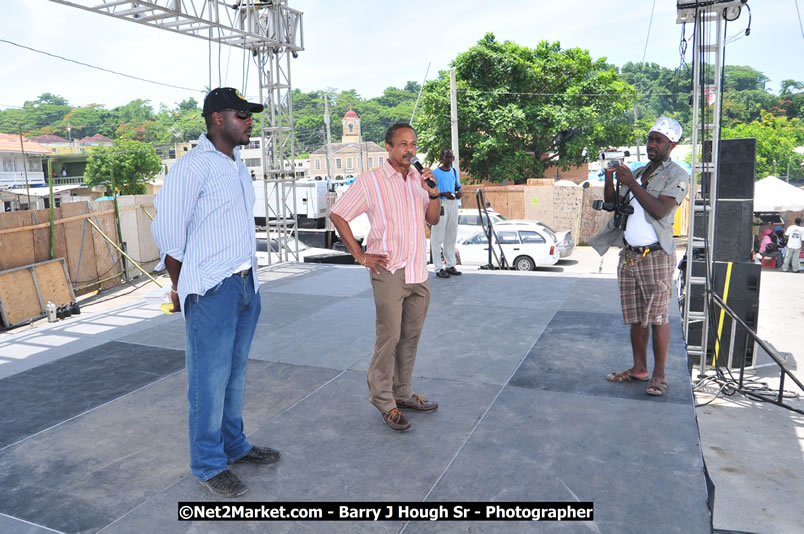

{"left": 367, "top": 267, "right": 430, "bottom": 414}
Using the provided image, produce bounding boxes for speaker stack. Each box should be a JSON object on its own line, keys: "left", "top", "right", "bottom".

{"left": 698, "top": 138, "right": 757, "bottom": 262}
{"left": 688, "top": 138, "right": 760, "bottom": 368}
{"left": 687, "top": 260, "right": 760, "bottom": 368}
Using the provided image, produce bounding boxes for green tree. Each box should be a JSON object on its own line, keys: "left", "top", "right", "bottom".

{"left": 721, "top": 89, "right": 781, "bottom": 127}
{"left": 84, "top": 139, "right": 162, "bottom": 195}
{"left": 723, "top": 65, "right": 769, "bottom": 92}
{"left": 177, "top": 97, "right": 200, "bottom": 112}
{"left": 60, "top": 103, "right": 114, "bottom": 139}
{"left": 416, "top": 34, "right": 636, "bottom": 183}
{"left": 722, "top": 111, "right": 804, "bottom": 179}
{"left": 0, "top": 93, "right": 72, "bottom": 135}
{"left": 778, "top": 79, "right": 804, "bottom": 121}
{"left": 619, "top": 61, "right": 691, "bottom": 133}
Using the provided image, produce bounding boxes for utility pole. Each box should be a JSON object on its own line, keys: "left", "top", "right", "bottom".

{"left": 633, "top": 106, "right": 641, "bottom": 162}
{"left": 449, "top": 70, "right": 460, "bottom": 183}
{"left": 47, "top": 159, "right": 54, "bottom": 259}
{"left": 323, "top": 92, "right": 334, "bottom": 182}
{"left": 18, "top": 126, "right": 32, "bottom": 209}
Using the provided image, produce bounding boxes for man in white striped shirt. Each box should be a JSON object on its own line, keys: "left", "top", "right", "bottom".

{"left": 152, "top": 88, "right": 279, "bottom": 498}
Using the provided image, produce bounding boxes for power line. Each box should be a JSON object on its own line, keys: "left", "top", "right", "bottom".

{"left": 456, "top": 90, "right": 676, "bottom": 97}
{"left": 643, "top": 0, "right": 657, "bottom": 62}
{"left": 0, "top": 38, "right": 203, "bottom": 94}
{"left": 796, "top": 0, "right": 804, "bottom": 39}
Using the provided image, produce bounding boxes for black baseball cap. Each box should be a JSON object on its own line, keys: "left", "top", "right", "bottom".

{"left": 203, "top": 87, "right": 263, "bottom": 116}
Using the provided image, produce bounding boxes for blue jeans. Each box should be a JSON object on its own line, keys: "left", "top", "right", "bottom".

{"left": 184, "top": 273, "right": 261, "bottom": 481}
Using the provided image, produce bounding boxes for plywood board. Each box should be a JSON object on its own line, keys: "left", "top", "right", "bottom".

{"left": 30, "top": 208, "right": 53, "bottom": 263}
{"left": 0, "top": 211, "right": 35, "bottom": 271}
{"left": 33, "top": 260, "right": 73, "bottom": 307}
{"left": 51, "top": 207, "right": 68, "bottom": 265}
{"left": 89, "top": 201, "right": 122, "bottom": 290}
{"left": 60, "top": 201, "right": 98, "bottom": 291}
{"left": 0, "top": 268, "right": 41, "bottom": 326}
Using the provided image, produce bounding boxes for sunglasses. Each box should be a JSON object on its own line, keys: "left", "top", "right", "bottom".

{"left": 221, "top": 109, "right": 253, "bottom": 120}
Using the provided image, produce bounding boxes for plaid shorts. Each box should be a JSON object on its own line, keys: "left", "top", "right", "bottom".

{"left": 617, "top": 248, "right": 675, "bottom": 327}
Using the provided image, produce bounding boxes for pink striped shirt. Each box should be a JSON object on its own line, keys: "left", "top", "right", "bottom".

{"left": 331, "top": 161, "right": 431, "bottom": 284}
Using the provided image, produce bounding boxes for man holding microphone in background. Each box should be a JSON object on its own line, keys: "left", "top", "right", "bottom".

{"left": 330, "top": 123, "right": 442, "bottom": 431}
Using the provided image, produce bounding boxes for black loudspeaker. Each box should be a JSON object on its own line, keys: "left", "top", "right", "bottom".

{"left": 702, "top": 138, "right": 756, "bottom": 200}
{"left": 693, "top": 199, "right": 754, "bottom": 262}
{"left": 687, "top": 261, "right": 760, "bottom": 368}
{"left": 688, "top": 260, "right": 760, "bottom": 311}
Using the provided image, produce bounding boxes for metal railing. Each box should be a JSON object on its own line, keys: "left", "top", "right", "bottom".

{"left": 52, "top": 176, "right": 86, "bottom": 185}
{"left": 701, "top": 291, "right": 804, "bottom": 415}
{"left": 0, "top": 171, "right": 46, "bottom": 187}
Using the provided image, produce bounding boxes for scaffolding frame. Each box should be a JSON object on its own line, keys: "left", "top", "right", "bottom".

{"left": 678, "top": 1, "right": 746, "bottom": 376}
{"left": 49, "top": 0, "right": 304, "bottom": 264}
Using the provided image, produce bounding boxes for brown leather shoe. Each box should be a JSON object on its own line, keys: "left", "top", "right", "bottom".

{"left": 396, "top": 394, "right": 438, "bottom": 412}
{"left": 436, "top": 269, "right": 450, "bottom": 278}
{"left": 382, "top": 408, "right": 411, "bottom": 431}
{"left": 445, "top": 267, "right": 462, "bottom": 276}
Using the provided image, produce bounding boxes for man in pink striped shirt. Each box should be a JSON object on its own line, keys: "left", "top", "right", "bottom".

{"left": 330, "top": 123, "right": 442, "bottom": 431}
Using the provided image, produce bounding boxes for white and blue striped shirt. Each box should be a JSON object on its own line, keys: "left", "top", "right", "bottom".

{"left": 152, "top": 133, "right": 257, "bottom": 316}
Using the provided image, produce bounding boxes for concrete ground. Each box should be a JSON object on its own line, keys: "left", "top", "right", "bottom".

{"left": 0, "top": 247, "right": 801, "bottom": 533}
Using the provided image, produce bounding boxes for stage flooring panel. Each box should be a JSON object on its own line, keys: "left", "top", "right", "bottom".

{"left": 559, "top": 276, "right": 682, "bottom": 318}
{"left": 0, "top": 335, "right": 108, "bottom": 381}
{"left": 117, "top": 318, "right": 187, "bottom": 350}
{"left": 428, "top": 272, "right": 575, "bottom": 312}
{"left": 558, "top": 277, "right": 622, "bottom": 314}
{"left": 371, "top": 304, "right": 553, "bottom": 386}
{"left": 262, "top": 266, "right": 372, "bottom": 298}
{"left": 0, "top": 514, "right": 55, "bottom": 534}
{"left": 423, "top": 386, "right": 709, "bottom": 534}
{"left": 255, "top": 291, "right": 346, "bottom": 329}
{"left": 102, "top": 372, "right": 500, "bottom": 534}
{"left": 53, "top": 305, "right": 182, "bottom": 343}
{"left": 0, "top": 341, "right": 185, "bottom": 448}
{"left": 510, "top": 310, "right": 692, "bottom": 404}
{"left": 250, "top": 296, "right": 376, "bottom": 369}
{"left": 0, "top": 360, "right": 341, "bottom": 534}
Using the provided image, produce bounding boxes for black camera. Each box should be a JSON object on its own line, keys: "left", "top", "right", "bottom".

{"left": 592, "top": 199, "right": 633, "bottom": 230}
{"left": 612, "top": 204, "right": 634, "bottom": 230}
{"left": 592, "top": 200, "right": 615, "bottom": 211}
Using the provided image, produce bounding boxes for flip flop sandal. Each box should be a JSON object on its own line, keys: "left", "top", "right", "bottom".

{"left": 607, "top": 369, "right": 650, "bottom": 382}
{"left": 646, "top": 380, "right": 668, "bottom": 396}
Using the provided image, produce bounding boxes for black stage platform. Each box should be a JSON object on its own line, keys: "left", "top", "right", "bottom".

{"left": 0, "top": 265, "right": 710, "bottom": 533}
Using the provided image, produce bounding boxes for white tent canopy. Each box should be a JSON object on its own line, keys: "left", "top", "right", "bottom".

{"left": 753, "top": 176, "right": 804, "bottom": 212}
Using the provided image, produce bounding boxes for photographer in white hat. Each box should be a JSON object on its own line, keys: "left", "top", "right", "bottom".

{"left": 590, "top": 116, "right": 689, "bottom": 397}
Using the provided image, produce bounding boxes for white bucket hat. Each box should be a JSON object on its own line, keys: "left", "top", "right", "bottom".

{"left": 649, "top": 116, "right": 682, "bottom": 143}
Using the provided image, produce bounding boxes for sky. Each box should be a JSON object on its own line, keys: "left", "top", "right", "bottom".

{"left": 1, "top": 0, "right": 803, "bottom": 112}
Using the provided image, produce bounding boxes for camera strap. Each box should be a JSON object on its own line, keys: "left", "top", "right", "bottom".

{"left": 625, "top": 167, "right": 657, "bottom": 203}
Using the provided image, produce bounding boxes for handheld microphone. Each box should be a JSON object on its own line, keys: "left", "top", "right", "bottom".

{"left": 409, "top": 155, "right": 436, "bottom": 188}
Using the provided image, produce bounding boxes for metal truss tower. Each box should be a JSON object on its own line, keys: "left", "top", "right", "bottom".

{"left": 50, "top": 0, "right": 304, "bottom": 263}
{"left": 677, "top": 1, "right": 747, "bottom": 375}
